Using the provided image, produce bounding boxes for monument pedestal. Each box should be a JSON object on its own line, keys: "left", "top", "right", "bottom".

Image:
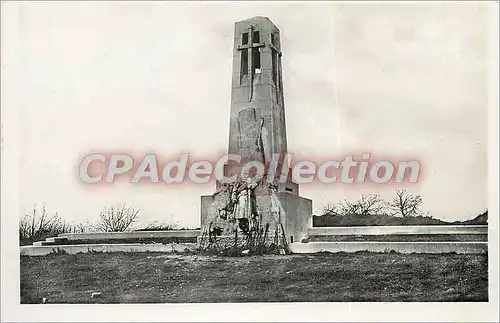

{"left": 276, "top": 192, "right": 312, "bottom": 244}
{"left": 200, "top": 191, "right": 311, "bottom": 245}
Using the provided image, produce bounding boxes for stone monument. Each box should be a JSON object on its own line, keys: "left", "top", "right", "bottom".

{"left": 199, "top": 17, "right": 312, "bottom": 253}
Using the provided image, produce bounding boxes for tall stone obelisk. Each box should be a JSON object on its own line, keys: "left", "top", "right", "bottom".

{"left": 200, "top": 17, "right": 312, "bottom": 252}
{"left": 228, "top": 17, "right": 287, "bottom": 163}
{"left": 226, "top": 16, "right": 300, "bottom": 194}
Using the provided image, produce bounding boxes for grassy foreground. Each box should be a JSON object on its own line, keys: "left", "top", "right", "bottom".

{"left": 21, "top": 252, "right": 488, "bottom": 303}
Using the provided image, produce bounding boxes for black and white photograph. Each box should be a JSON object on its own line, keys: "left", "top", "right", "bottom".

{"left": 1, "top": 1, "right": 499, "bottom": 322}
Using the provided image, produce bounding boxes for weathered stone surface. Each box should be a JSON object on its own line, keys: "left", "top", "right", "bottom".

{"left": 236, "top": 107, "right": 266, "bottom": 161}
{"left": 199, "top": 180, "right": 288, "bottom": 254}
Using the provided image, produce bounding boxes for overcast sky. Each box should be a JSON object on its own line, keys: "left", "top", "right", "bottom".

{"left": 7, "top": 2, "right": 489, "bottom": 227}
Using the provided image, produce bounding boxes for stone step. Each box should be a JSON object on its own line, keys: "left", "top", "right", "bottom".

{"left": 46, "top": 237, "right": 69, "bottom": 244}
{"left": 58, "top": 230, "right": 201, "bottom": 241}
{"left": 21, "top": 243, "right": 197, "bottom": 256}
{"left": 33, "top": 241, "right": 54, "bottom": 246}
{"left": 308, "top": 225, "right": 488, "bottom": 236}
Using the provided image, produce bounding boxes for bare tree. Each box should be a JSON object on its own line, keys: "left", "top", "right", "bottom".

{"left": 387, "top": 189, "right": 423, "bottom": 217}
{"left": 337, "top": 194, "right": 384, "bottom": 215}
{"left": 322, "top": 204, "right": 339, "bottom": 216}
{"left": 97, "top": 203, "right": 140, "bottom": 232}
{"left": 19, "top": 205, "right": 73, "bottom": 245}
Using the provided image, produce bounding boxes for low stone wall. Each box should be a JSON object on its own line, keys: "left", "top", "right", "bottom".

{"left": 309, "top": 225, "right": 487, "bottom": 236}
{"left": 20, "top": 243, "right": 197, "bottom": 257}
{"left": 58, "top": 230, "right": 201, "bottom": 241}
{"left": 21, "top": 240, "right": 488, "bottom": 256}
{"left": 305, "top": 234, "right": 488, "bottom": 242}
{"left": 23, "top": 227, "right": 488, "bottom": 256}
{"left": 289, "top": 241, "right": 487, "bottom": 254}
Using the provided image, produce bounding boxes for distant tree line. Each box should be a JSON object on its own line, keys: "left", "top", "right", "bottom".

{"left": 316, "top": 189, "right": 488, "bottom": 227}
{"left": 323, "top": 189, "right": 425, "bottom": 218}
{"left": 19, "top": 203, "right": 190, "bottom": 245}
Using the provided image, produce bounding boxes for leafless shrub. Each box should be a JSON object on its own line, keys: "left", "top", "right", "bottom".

{"left": 386, "top": 189, "right": 424, "bottom": 217}
{"left": 337, "top": 194, "right": 385, "bottom": 215}
{"left": 19, "top": 205, "right": 73, "bottom": 245}
{"left": 96, "top": 203, "right": 140, "bottom": 232}
{"left": 322, "top": 204, "right": 339, "bottom": 216}
{"left": 71, "top": 221, "right": 95, "bottom": 233}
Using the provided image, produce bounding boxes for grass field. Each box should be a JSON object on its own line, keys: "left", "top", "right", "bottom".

{"left": 20, "top": 252, "right": 488, "bottom": 303}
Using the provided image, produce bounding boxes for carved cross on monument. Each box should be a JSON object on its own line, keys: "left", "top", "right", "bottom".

{"left": 236, "top": 25, "right": 265, "bottom": 102}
